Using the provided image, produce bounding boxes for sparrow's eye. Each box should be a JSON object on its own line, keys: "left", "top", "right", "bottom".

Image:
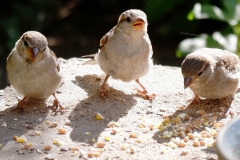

{"left": 197, "top": 71, "right": 203, "bottom": 76}
{"left": 24, "top": 40, "right": 29, "bottom": 47}
{"left": 126, "top": 17, "right": 131, "bottom": 22}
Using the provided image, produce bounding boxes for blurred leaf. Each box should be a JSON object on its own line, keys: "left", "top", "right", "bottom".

{"left": 176, "top": 32, "right": 237, "bottom": 57}
{"left": 192, "top": 3, "right": 226, "bottom": 21}
{"left": 187, "top": 10, "right": 195, "bottom": 20}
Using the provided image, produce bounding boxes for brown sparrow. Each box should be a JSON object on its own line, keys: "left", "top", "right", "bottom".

{"left": 83, "top": 9, "right": 155, "bottom": 100}
{"left": 181, "top": 48, "right": 240, "bottom": 101}
{"left": 6, "top": 31, "right": 63, "bottom": 111}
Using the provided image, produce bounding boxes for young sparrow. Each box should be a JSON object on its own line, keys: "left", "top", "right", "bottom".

{"left": 84, "top": 9, "right": 155, "bottom": 100}
{"left": 181, "top": 48, "right": 240, "bottom": 101}
{"left": 6, "top": 31, "right": 63, "bottom": 111}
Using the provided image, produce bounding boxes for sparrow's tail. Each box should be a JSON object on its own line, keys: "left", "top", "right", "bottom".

{"left": 81, "top": 54, "right": 98, "bottom": 65}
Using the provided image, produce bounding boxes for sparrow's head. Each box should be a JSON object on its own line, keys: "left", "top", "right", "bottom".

{"left": 17, "top": 31, "right": 48, "bottom": 63}
{"left": 181, "top": 51, "right": 214, "bottom": 89}
{"left": 117, "top": 9, "right": 148, "bottom": 32}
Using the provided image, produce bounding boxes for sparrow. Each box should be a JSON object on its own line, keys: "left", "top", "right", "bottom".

{"left": 83, "top": 9, "right": 155, "bottom": 100}
{"left": 181, "top": 48, "right": 240, "bottom": 101}
{"left": 6, "top": 31, "right": 63, "bottom": 111}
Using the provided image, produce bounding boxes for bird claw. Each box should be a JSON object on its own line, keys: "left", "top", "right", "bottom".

{"left": 11, "top": 97, "right": 29, "bottom": 113}
{"left": 98, "top": 88, "right": 108, "bottom": 99}
{"left": 137, "top": 89, "right": 156, "bottom": 100}
{"left": 53, "top": 99, "right": 64, "bottom": 111}
{"left": 187, "top": 95, "right": 200, "bottom": 104}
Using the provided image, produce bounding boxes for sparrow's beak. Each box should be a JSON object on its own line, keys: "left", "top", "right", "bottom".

{"left": 184, "top": 77, "right": 193, "bottom": 89}
{"left": 132, "top": 18, "right": 145, "bottom": 30}
{"left": 32, "top": 47, "right": 39, "bottom": 58}
{"left": 27, "top": 47, "right": 39, "bottom": 62}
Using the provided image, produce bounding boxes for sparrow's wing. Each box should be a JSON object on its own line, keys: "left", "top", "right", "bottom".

{"left": 49, "top": 49, "right": 60, "bottom": 72}
{"left": 215, "top": 50, "right": 240, "bottom": 71}
{"left": 100, "top": 26, "right": 116, "bottom": 50}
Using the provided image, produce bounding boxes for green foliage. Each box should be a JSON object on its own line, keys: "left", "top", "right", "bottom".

{"left": 177, "top": 0, "right": 240, "bottom": 57}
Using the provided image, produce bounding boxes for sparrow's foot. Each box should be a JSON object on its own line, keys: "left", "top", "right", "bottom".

{"left": 98, "top": 87, "right": 108, "bottom": 99}
{"left": 135, "top": 79, "right": 155, "bottom": 100}
{"left": 137, "top": 89, "right": 156, "bottom": 100}
{"left": 187, "top": 95, "right": 200, "bottom": 104}
{"left": 12, "top": 97, "right": 29, "bottom": 113}
{"left": 52, "top": 94, "right": 64, "bottom": 112}
{"left": 98, "top": 75, "right": 110, "bottom": 99}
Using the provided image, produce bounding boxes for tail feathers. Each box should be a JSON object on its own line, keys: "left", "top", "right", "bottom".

{"left": 81, "top": 54, "right": 97, "bottom": 65}
{"left": 81, "top": 54, "right": 96, "bottom": 59}
{"left": 82, "top": 59, "right": 97, "bottom": 65}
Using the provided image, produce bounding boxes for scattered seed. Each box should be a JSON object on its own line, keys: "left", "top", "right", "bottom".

{"left": 13, "top": 135, "right": 18, "bottom": 141}
{"left": 184, "top": 137, "right": 189, "bottom": 142}
{"left": 177, "top": 141, "right": 186, "bottom": 147}
{"left": 49, "top": 122, "right": 58, "bottom": 128}
{"left": 70, "top": 147, "right": 79, "bottom": 151}
{"left": 148, "top": 124, "right": 154, "bottom": 130}
{"left": 45, "top": 154, "right": 55, "bottom": 160}
{"left": 58, "top": 128, "right": 67, "bottom": 134}
{"left": 111, "top": 129, "right": 117, "bottom": 134}
{"left": 172, "top": 117, "right": 181, "bottom": 124}
{"left": 60, "top": 146, "right": 68, "bottom": 151}
{"left": 214, "top": 122, "right": 223, "bottom": 128}
{"left": 16, "top": 135, "right": 27, "bottom": 143}
{"left": 95, "top": 113, "right": 104, "bottom": 120}
{"left": 129, "top": 133, "right": 138, "bottom": 138}
{"left": 197, "top": 110, "right": 206, "bottom": 115}
{"left": 129, "top": 147, "right": 135, "bottom": 154}
{"left": 1, "top": 121, "right": 7, "bottom": 127}
{"left": 135, "top": 139, "right": 141, "bottom": 143}
{"left": 44, "top": 145, "right": 52, "bottom": 150}
{"left": 96, "top": 142, "right": 106, "bottom": 148}
{"left": 193, "top": 141, "right": 200, "bottom": 147}
{"left": 34, "top": 131, "right": 41, "bottom": 136}
{"left": 24, "top": 143, "right": 32, "bottom": 150}
{"left": 87, "top": 151, "right": 94, "bottom": 157}
{"left": 36, "top": 149, "right": 43, "bottom": 154}
{"left": 65, "top": 120, "right": 70, "bottom": 125}
{"left": 199, "top": 140, "right": 206, "bottom": 146}
{"left": 85, "top": 132, "right": 90, "bottom": 135}
{"left": 188, "top": 133, "right": 195, "bottom": 139}
{"left": 181, "top": 150, "right": 188, "bottom": 155}
{"left": 104, "top": 136, "right": 111, "bottom": 141}
{"left": 107, "top": 122, "right": 115, "bottom": 128}
{"left": 45, "top": 120, "right": 51, "bottom": 125}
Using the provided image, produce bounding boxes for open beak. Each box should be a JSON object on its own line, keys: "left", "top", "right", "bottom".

{"left": 184, "top": 77, "right": 193, "bottom": 89}
{"left": 27, "top": 47, "right": 39, "bottom": 62}
{"left": 132, "top": 18, "right": 145, "bottom": 30}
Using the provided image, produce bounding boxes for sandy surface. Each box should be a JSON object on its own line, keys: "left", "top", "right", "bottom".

{"left": 0, "top": 57, "right": 240, "bottom": 160}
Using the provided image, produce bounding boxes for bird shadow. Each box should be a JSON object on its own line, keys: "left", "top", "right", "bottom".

{"left": 152, "top": 96, "right": 233, "bottom": 145}
{"left": 69, "top": 74, "right": 137, "bottom": 145}
{"left": 0, "top": 98, "right": 49, "bottom": 149}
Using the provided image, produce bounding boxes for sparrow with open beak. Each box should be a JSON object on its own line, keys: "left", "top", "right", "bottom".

{"left": 84, "top": 9, "right": 155, "bottom": 100}
{"left": 6, "top": 31, "right": 63, "bottom": 111}
{"left": 181, "top": 48, "right": 240, "bottom": 101}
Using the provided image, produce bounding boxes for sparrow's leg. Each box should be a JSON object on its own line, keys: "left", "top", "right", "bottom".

{"left": 16, "top": 97, "right": 29, "bottom": 112}
{"left": 98, "top": 75, "right": 110, "bottom": 99}
{"left": 52, "top": 93, "right": 64, "bottom": 111}
{"left": 187, "top": 94, "right": 200, "bottom": 104}
{"left": 135, "top": 79, "right": 155, "bottom": 100}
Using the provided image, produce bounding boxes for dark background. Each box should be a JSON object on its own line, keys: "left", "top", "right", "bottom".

{"left": 0, "top": 0, "right": 227, "bottom": 89}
